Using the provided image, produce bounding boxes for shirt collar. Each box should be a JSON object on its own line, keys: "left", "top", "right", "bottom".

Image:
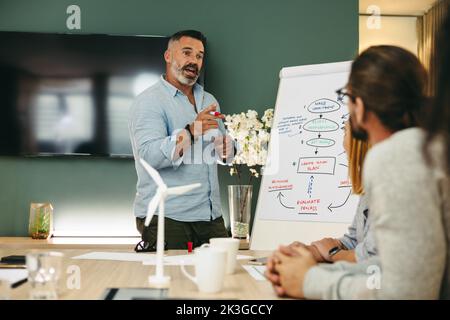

{"left": 160, "top": 74, "right": 203, "bottom": 98}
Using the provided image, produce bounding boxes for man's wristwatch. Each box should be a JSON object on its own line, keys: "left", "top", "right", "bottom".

{"left": 328, "top": 246, "right": 342, "bottom": 258}
{"left": 185, "top": 124, "right": 194, "bottom": 145}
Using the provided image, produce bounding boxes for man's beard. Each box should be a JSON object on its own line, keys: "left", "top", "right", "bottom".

{"left": 170, "top": 59, "right": 199, "bottom": 86}
{"left": 349, "top": 114, "right": 368, "bottom": 141}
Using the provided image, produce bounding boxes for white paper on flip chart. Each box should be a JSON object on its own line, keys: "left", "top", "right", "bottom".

{"left": 256, "top": 61, "right": 358, "bottom": 224}
{"left": 251, "top": 61, "right": 357, "bottom": 250}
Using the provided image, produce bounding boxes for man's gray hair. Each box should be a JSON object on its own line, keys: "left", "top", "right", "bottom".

{"left": 167, "top": 30, "right": 206, "bottom": 50}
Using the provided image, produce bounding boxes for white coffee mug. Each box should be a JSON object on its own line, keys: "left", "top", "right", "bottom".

{"left": 180, "top": 246, "right": 227, "bottom": 293}
{"left": 208, "top": 238, "right": 240, "bottom": 274}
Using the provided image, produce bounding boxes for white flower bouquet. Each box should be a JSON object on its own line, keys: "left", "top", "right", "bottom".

{"left": 225, "top": 108, "right": 274, "bottom": 180}
{"left": 224, "top": 108, "right": 274, "bottom": 238}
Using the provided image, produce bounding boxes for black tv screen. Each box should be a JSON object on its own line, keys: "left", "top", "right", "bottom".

{"left": 0, "top": 31, "right": 187, "bottom": 157}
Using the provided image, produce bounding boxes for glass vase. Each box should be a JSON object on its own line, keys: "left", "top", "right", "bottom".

{"left": 228, "top": 185, "right": 252, "bottom": 240}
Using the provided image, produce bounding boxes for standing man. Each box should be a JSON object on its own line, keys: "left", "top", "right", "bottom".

{"left": 129, "top": 30, "right": 234, "bottom": 250}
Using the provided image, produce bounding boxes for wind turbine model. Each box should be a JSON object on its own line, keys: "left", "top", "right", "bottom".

{"left": 139, "top": 158, "right": 201, "bottom": 287}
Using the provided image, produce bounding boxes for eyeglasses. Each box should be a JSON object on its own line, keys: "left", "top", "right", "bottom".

{"left": 336, "top": 87, "right": 356, "bottom": 105}
{"left": 134, "top": 240, "right": 154, "bottom": 252}
{"left": 134, "top": 240, "right": 167, "bottom": 252}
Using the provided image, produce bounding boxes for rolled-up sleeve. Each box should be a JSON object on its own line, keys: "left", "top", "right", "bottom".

{"left": 130, "top": 98, "right": 183, "bottom": 170}
{"left": 339, "top": 214, "right": 358, "bottom": 250}
{"left": 354, "top": 217, "right": 377, "bottom": 261}
{"left": 339, "top": 195, "right": 377, "bottom": 262}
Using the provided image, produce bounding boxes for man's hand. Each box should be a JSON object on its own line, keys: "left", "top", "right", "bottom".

{"left": 213, "top": 135, "right": 234, "bottom": 162}
{"left": 273, "top": 245, "right": 318, "bottom": 299}
{"left": 311, "top": 238, "right": 342, "bottom": 262}
{"left": 305, "top": 244, "right": 327, "bottom": 262}
{"left": 189, "top": 104, "right": 225, "bottom": 138}
{"left": 287, "top": 241, "right": 306, "bottom": 249}
{"left": 287, "top": 241, "right": 326, "bottom": 263}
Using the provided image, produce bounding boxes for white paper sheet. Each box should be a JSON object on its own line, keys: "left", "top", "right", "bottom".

{"left": 251, "top": 61, "right": 356, "bottom": 250}
{"left": 142, "top": 254, "right": 253, "bottom": 266}
{"left": 72, "top": 251, "right": 253, "bottom": 264}
{"left": 0, "top": 269, "right": 28, "bottom": 286}
{"left": 256, "top": 61, "right": 357, "bottom": 224}
{"left": 71, "top": 252, "right": 156, "bottom": 262}
{"left": 242, "top": 265, "right": 267, "bottom": 281}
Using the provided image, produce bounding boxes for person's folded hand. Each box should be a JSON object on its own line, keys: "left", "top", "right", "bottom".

{"left": 288, "top": 241, "right": 306, "bottom": 249}
{"left": 265, "top": 244, "right": 302, "bottom": 296}
{"left": 304, "top": 244, "right": 327, "bottom": 262}
{"left": 311, "top": 238, "right": 342, "bottom": 262}
{"left": 287, "top": 240, "right": 326, "bottom": 262}
{"left": 265, "top": 254, "right": 284, "bottom": 295}
{"left": 273, "top": 245, "right": 318, "bottom": 299}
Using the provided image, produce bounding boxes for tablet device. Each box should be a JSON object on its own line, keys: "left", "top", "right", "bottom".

{"left": 0, "top": 255, "right": 26, "bottom": 265}
{"left": 102, "top": 288, "right": 169, "bottom": 300}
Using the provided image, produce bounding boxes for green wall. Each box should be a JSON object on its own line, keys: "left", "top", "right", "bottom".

{"left": 0, "top": 0, "right": 358, "bottom": 236}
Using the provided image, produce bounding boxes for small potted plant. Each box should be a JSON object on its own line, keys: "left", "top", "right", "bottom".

{"left": 28, "top": 203, "right": 53, "bottom": 239}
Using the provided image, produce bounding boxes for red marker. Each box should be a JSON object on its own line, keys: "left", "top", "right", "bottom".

{"left": 209, "top": 111, "right": 222, "bottom": 117}
{"left": 187, "top": 242, "right": 193, "bottom": 253}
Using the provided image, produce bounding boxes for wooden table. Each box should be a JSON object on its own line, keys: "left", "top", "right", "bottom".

{"left": 0, "top": 238, "right": 275, "bottom": 300}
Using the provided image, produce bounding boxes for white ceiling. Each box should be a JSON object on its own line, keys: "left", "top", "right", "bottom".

{"left": 360, "top": 0, "right": 439, "bottom": 16}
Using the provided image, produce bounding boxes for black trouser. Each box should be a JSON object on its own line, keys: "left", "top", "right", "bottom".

{"left": 136, "top": 215, "right": 229, "bottom": 250}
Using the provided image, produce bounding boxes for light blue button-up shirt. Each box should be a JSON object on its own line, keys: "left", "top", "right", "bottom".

{"left": 129, "top": 75, "right": 226, "bottom": 222}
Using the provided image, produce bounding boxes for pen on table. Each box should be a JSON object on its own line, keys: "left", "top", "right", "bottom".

{"left": 11, "top": 278, "right": 28, "bottom": 289}
{"left": 248, "top": 257, "right": 267, "bottom": 266}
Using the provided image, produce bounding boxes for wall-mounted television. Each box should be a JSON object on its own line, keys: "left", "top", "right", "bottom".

{"left": 0, "top": 31, "right": 202, "bottom": 157}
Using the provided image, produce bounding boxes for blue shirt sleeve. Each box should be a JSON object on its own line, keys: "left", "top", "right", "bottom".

{"left": 339, "top": 194, "right": 378, "bottom": 261}
{"left": 129, "top": 96, "right": 184, "bottom": 170}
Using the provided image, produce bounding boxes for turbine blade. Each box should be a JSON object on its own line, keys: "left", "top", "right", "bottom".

{"left": 139, "top": 158, "right": 166, "bottom": 188}
{"left": 167, "top": 183, "right": 201, "bottom": 195}
{"left": 144, "top": 189, "right": 162, "bottom": 226}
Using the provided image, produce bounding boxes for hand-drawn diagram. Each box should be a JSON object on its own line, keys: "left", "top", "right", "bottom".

{"left": 254, "top": 62, "right": 357, "bottom": 247}
{"left": 261, "top": 92, "right": 357, "bottom": 223}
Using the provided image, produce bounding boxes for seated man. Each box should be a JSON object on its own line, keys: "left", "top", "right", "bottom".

{"left": 266, "top": 45, "right": 450, "bottom": 299}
